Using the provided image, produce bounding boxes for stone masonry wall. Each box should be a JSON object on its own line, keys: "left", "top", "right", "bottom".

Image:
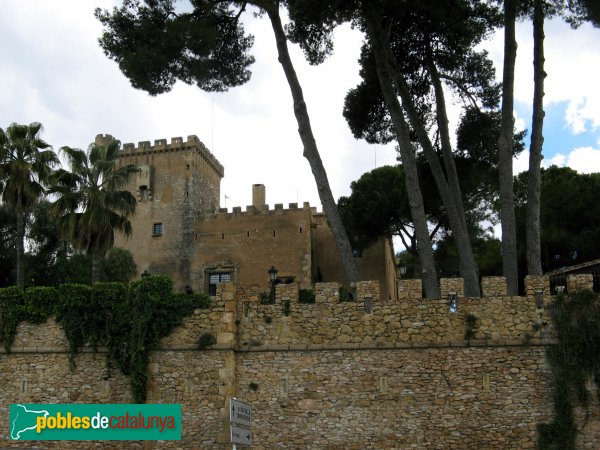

{"left": 113, "top": 135, "right": 224, "bottom": 291}
{"left": 1, "top": 277, "right": 599, "bottom": 449}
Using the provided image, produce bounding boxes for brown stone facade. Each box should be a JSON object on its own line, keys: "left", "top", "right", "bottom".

{"left": 2, "top": 277, "right": 599, "bottom": 449}
{"left": 109, "top": 134, "right": 396, "bottom": 299}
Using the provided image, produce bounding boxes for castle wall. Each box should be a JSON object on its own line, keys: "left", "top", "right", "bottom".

{"left": 313, "top": 212, "right": 395, "bottom": 300}
{"left": 105, "top": 133, "right": 394, "bottom": 295}
{"left": 111, "top": 135, "right": 224, "bottom": 290}
{"left": 2, "top": 276, "right": 599, "bottom": 449}
{"left": 192, "top": 204, "right": 314, "bottom": 292}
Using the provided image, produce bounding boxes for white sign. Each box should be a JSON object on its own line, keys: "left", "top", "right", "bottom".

{"left": 231, "top": 424, "right": 252, "bottom": 446}
{"left": 230, "top": 398, "right": 252, "bottom": 427}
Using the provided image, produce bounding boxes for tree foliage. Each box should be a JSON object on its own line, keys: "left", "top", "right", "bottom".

{"left": 101, "top": 247, "right": 137, "bottom": 283}
{"left": 1, "top": 277, "right": 211, "bottom": 403}
{"left": 0, "top": 205, "right": 17, "bottom": 287}
{"left": 291, "top": 0, "right": 503, "bottom": 296}
{"left": 516, "top": 166, "right": 600, "bottom": 272}
{"left": 0, "top": 122, "right": 58, "bottom": 289}
{"left": 50, "top": 139, "right": 138, "bottom": 283}
{"left": 97, "top": 0, "right": 362, "bottom": 286}
{"left": 95, "top": 0, "right": 255, "bottom": 95}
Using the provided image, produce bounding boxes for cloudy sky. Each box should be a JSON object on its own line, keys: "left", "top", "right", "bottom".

{"left": 2, "top": 1, "right": 599, "bottom": 215}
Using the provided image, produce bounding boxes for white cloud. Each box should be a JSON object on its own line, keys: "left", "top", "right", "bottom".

{"left": 513, "top": 150, "right": 530, "bottom": 175}
{"left": 2, "top": 1, "right": 599, "bottom": 217}
{"left": 565, "top": 97, "right": 600, "bottom": 134}
{"left": 513, "top": 147, "right": 600, "bottom": 174}
{"left": 545, "top": 153, "right": 567, "bottom": 168}
{"left": 566, "top": 147, "right": 600, "bottom": 173}
{"left": 487, "top": 19, "right": 600, "bottom": 136}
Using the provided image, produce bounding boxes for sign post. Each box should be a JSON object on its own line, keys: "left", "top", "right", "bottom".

{"left": 230, "top": 398, "right": 252, "bottom": 448}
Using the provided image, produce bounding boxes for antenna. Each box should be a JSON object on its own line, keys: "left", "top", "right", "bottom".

{"left": 211, "top": 98, "right": 214, "bottom": 151}
{"left": 224, "top": 195, "right": 230, "bottom": 208}
{"left": 374, "top": 146, "right": 377, "bottom": 169}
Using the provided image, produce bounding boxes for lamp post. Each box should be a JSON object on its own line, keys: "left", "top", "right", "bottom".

{"left": 268, "top": 266, "right": 278, "bottom": 304}
{"left": 399, "top": 264, "right": 407, "bottom": 278}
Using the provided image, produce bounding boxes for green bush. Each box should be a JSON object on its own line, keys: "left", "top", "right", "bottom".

{"left": 2, "top": 276, "right": 212, "bottom": 403}
{"left": 339, "top": 286, "right": 352, "bottom": 302}
{"left": 24, "top": 286, "right": 58, "bottom": 324}
{"left": 298, "top": 289, "right": 315, "bottom": 304}
{"left": 198, "top": 332, "right": 217, "bottom": 350}
{"left": 0, "top": 286, "right": 25, "bottom": 352}
{"left": 100, "top": 247, "right": 137, "bottom": 283}
{"left": 55, "top": 284, "right": 94, "bottom": 368}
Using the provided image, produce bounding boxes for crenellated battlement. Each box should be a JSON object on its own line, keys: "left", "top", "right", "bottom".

{"left": 113, "top": 134, "right": 224, "bottom": 178}
{"left": 207, "top": 201, "right": 317, "bottom": 218}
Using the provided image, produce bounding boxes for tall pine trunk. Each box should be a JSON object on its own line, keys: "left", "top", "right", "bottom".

{"left": 368, "top": 10, "right": 480, "bottom": 296}
{"left": 426, "top": 50, "right": 481, "bottom": 296}
{"left": 526, "top": 0, "right": 545, "bottom": 276}
{"left": 364, "top": 6, "right": 439, "bottom": 298}
{"left": 265, "top": 5, "right": 360, "bottom": 286}
{"left": 498, "top": 0, "right": 519, "bottom": 294}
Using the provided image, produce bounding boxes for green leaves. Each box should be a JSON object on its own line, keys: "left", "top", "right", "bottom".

{"left": 0, "top": 286, "right": 25, "bottom": 352}
{"left": 95, "top": 0, "right": 254, "bottom": 95}
{"left": 539, "top": 290, "right": 600, "bottom": 449}
{"left": 46, "top": 276, "right": 211, "bottom": 403}
{"left": 0, "top": 122, "right": 57, "bottom": 211}
{"left": 50, "top": 139, "right": 138, "bottom": 282}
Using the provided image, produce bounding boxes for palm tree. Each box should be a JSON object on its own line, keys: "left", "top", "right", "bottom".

{"left": 0, "top": 122, "right": 58, "bottom": 289}
{"left": 50, "top": 139, "right": 138, "bottom": 283}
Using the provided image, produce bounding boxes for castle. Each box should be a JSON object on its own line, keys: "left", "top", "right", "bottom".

{"left": 2, "top": 136, "right": 599, "bottom": 448}
{"left": 95, "top": 134, "right": 397, "bottom": 300}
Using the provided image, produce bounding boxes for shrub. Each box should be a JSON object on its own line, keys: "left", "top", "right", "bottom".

{"left": 298, "top": 289, "right": 315, "bottom": 304}
{"left": 24, "top": 287, "right": 58, "bottom": 324}
{"left": 0, "top": 286, "right": 25, "bottom": 352}
{"left": 198, "top": 332, "right": 217, "bottom": 350}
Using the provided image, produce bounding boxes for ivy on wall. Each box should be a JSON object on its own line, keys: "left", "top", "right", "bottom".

{"left": 0, "top": 276, "right": 211, "bottom": 403}
{"left": 538, "top": 290, "right": 600, "bottom": 450}
{"left": 0, "top": 287, "right": 26, "bottom": 352}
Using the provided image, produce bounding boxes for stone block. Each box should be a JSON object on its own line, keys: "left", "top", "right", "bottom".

{"left": 357, "top": 280, "right": 380, "bottom": 303}
{"left": 397, "top": 279, "right": 422, "bottom": 300}
{"left": 481, "top": 276, "right": 507, "bottom": 297}
{"left": 217, "top": 332, "right": 234, "bottom": 345}
{"left": 440, "top": 278, "right": 464, "bottom": 299}
{"left": 567, "top": 274, "right": 593, "bottom": 293}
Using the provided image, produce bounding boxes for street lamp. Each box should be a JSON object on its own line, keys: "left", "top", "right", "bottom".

{"left": 399, "top": 264, "right": 407, "bottom": 277}
{"left": 268, "top": 266, "right": 278, "bottom": 303}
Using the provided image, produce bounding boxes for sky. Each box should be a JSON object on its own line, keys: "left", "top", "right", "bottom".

{"left": 1, "top": 1, "right": 599, "bottom": 217}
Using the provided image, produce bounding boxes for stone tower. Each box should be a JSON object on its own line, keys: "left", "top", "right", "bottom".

{"left": 107, "top": 134, "right": 224, "bottom": 289}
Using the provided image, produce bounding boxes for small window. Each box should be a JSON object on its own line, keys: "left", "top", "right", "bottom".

{"left": 140, "top": 186, "right": 148, "bottom": 201}
{"left": 208, "top": 272, "right": 232, "bottom": 296}
{"left": 153, "top": 223, "right": 163, "bottom": 236}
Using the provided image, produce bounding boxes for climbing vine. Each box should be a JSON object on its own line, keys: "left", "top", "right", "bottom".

{"left": 538, "top": 290, "right": 600, "bottom": 450}
{"left": 0, "top": 276, "right": 211, "bottom": 403}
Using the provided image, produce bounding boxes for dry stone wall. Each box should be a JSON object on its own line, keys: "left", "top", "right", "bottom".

{"left": 1, "top": 276, "right": 599, "bottom": 449}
